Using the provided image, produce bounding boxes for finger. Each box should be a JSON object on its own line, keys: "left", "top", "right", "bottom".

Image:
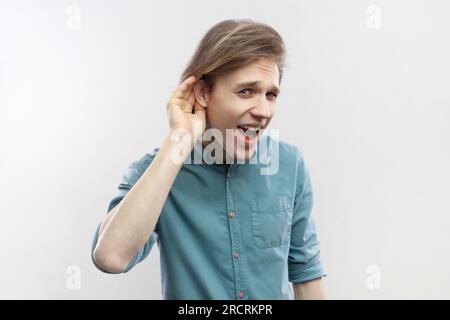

{"left": 173, "top": 75, "right": 199, "bottom": 100}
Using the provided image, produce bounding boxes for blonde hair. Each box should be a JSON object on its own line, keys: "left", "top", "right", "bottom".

{"left": 180, "top": 19, "right": 287, "bottom": 92}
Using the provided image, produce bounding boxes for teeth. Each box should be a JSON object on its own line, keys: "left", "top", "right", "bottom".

{"left": 246, "top": 129, "right": 257, "bottom": 137}
{"left": 238, "top": 126, "right": 260, "bottom": 131}
{"left": 237, "top": 125, "right": 260, "bottom": 141}
{"left": 238, "top": 126, "right": 258, "bottom": 137}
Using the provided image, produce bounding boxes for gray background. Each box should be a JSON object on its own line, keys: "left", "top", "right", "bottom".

{"left": 1, "top": 0, "right": 449, "bottom": 299}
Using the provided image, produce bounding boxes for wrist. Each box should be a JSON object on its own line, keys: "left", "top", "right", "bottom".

{"left": 162, "top": 130, "right": 194, "bottom": 164}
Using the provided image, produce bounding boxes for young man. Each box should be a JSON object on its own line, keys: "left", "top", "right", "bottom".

{"left": 92, "top": 19, "right": 326, "bottom": 299}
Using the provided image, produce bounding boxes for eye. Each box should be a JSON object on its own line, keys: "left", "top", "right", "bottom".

{"left": 238, "top": 88, "right": 254, "bottom": 96}
{"left": 267, "top": 92, "right": 278, "bottom": 100}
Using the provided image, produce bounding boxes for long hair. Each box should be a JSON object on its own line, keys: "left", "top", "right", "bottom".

{"left": 180, "top": 19, "right": 287, "bottom": 92}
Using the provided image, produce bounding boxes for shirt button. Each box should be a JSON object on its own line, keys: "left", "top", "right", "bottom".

{"left": 233, "top": 251, "right": 240, "bottom": 258}
{"left": 229, "top": 211, "right": 235, "bottom": 219}
{"left": 239, "top": 291, "right": 245, "bottom": 299}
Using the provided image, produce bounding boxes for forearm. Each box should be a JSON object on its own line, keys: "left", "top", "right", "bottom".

{"left": 93, "top": 132, "right": 191, "bottom": 272}
{"left": 293, "top": 278, "right": 326, "bottom": 300}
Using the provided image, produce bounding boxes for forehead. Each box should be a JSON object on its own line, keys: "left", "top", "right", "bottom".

{"left": 219, "top": 59, "right": 280, "bottom": 88}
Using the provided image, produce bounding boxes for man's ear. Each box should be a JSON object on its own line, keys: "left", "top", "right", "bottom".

{"left": 193, "top": 80, "right": 209, "bottom": 108}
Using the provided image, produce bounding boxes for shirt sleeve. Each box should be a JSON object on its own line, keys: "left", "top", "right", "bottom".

{"left": 91, "top": 152, "right": 159, "bottom": 274}
{"left": 288, "top": 147, "right": 327, "bottom": 283}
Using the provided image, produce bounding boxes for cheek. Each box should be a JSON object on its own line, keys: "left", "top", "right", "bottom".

{"left": 209, "top": 102, "right": 242, "bottom": 128}
{"left": 206, "top": 106, "right": 230, "bottom": 130}
{"left": 225, "top": 97, "right": 252, "bottom": 120}
{"left": 269, "top": 107, "right": 276, "bottom": 118}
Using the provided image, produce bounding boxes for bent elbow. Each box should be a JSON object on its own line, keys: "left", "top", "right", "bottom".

{"left": 92, "top": 247, "right": 129, "bottom": 274}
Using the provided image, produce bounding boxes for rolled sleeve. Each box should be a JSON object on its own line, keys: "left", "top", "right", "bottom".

{"left": 288, "top": 147, "right": 327, "bottom": 283}
{"left": 91, "top": 152, "right": 159, "bottom": 273}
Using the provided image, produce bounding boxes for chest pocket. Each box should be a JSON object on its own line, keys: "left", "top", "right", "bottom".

{"left": 249, "top": 195, "right": 293, "bottom": 248}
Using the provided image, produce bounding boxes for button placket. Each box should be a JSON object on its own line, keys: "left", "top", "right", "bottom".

{"left": 225, "top": 164, "right": 247, "bottom": 299}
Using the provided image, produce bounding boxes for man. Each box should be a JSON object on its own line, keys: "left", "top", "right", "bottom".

{"left": 92, "top": 19, "right": 326, "bottom": 299}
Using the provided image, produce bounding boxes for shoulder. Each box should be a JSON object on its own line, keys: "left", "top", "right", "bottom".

{"left": 121, "top": 147, "right": 160, "bottom": 185}
{"left": 262, "top": 135, "right": 311, "bottom": 186}
{"left": 263, "top": 134, "right": 304, "bottom": 166}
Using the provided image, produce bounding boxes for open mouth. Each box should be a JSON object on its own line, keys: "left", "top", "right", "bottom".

{"left": 236, "top": 125, "right": 260, "bottom": 144}
{"left": 237, "top": 125, "right": 259, "bottom": 134}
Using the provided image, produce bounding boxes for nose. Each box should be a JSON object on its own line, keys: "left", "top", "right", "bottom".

{"left": 250, "top": 95, "right": 272, "bottom": 119}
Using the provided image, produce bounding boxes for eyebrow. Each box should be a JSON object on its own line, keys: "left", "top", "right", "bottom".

{"left": 234, "top": 81, "right": 280, "bottom": 95}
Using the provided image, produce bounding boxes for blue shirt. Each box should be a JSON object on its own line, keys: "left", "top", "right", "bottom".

{"left": 91, "top": 135, "right": 326, "bottom": 299}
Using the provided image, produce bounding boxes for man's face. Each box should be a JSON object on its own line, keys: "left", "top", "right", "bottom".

{"left": 201, "top": 58, "right": 280, "bottom": 162}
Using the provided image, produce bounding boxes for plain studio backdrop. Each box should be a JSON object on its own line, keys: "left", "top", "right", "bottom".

{"left": 1, "top": 0, "right": 449, "bottom": 299}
